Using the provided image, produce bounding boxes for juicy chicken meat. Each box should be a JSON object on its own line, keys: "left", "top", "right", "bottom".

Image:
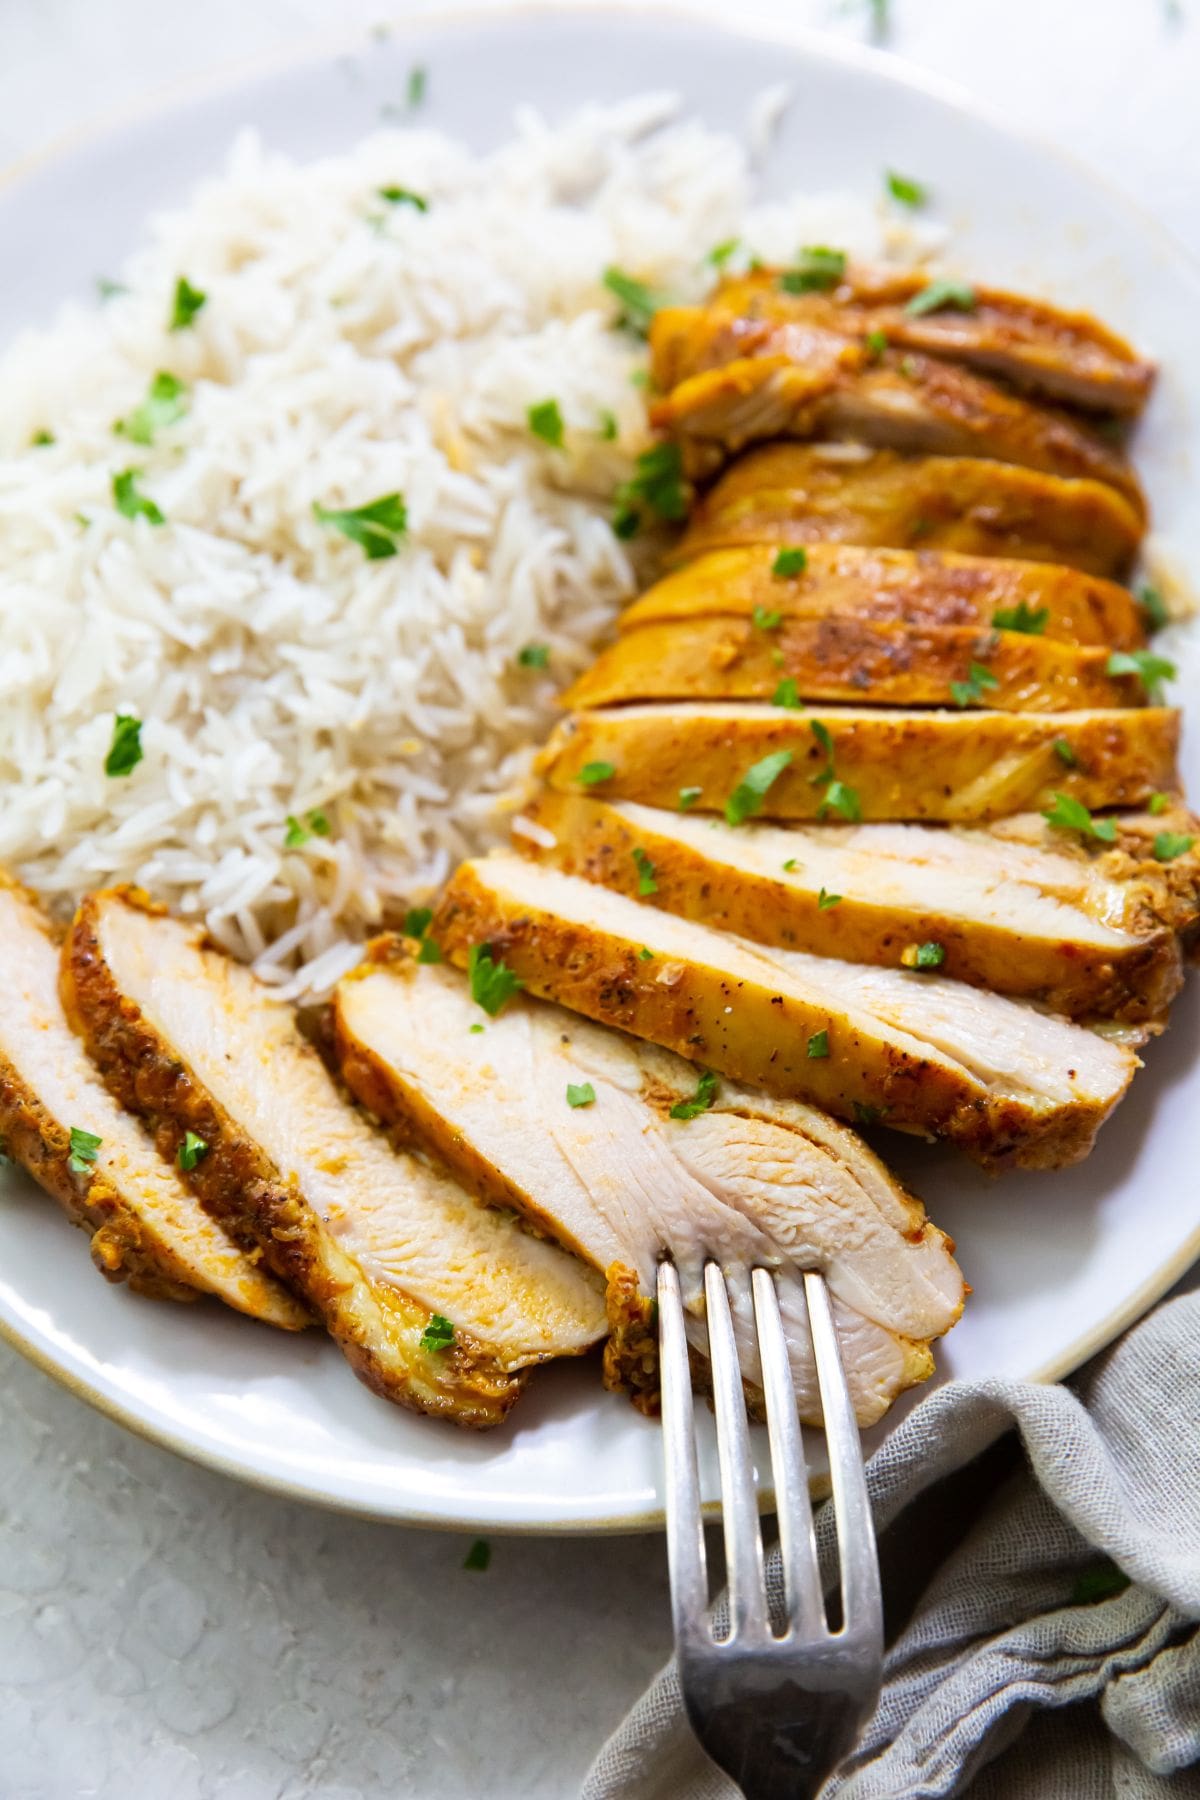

{"left": 333, "top": 952, "right": 965, "bottom": 1428}
{"left": 676, "top": 445, "right": 1144, "bottom": 578}
{"left": 648, "top": 315, "right": 1144, "bottom": 508}
{"left": 63, "top": 888, "right": 607, "bottom": 1428}
{"left": 432, "top": 853, "right": 1139, "bottom": 1171}
{"left": 621, "top": 545, "right": 1146, "bottom": 651}
{"left": 520, "top": 790, "right": 1183, "bottom": 1022}
{"left": 651, "top": 271, "right": 1155, "bottom": 415}
{"left": 563, "top": 617, "right": 1138, "bottom": 714}
{"left": 0, "top": 875, "right": 305, "bottom": 1326}
{"left": 538, "top": 702, "right": 1179, "bottom": 822}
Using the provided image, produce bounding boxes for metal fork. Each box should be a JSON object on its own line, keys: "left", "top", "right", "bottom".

{"left": 658, "top": 1261, "right": 883, "bottom": 1800}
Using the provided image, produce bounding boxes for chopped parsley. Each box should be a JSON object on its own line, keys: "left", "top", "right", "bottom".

{"left": 177, "top": 1130, "right": 208, "bottom": 1172}
{"left": 782, "top": 858, "right": 799, "bottom": 872}
{"left": 463, "top": 1538, "right": 491, "bottom": 1571}
{"left": 602, "top": 266, "right": 670, "bottom": 338}
{"left": 865, "top": 328, "right": 888, "bottom": 359}
{"left": 638, "top": 947, "right": 655, "bottom": 961}
{"left": 407, "top": 65, "right": 427, "bottom": 107}
{"left": 886, "top": 170, "right": 927, "bottom": 207}
{"left": 1148, "top": 792, "right": 1170, "bottom": 816}
{"left": 527, "top": 399, "right": 565, "bottom": 448}
{"left": 853, "top": 1101, "right": 886, "bottom": 1128}
{"left": 1154, "top": 831, "right": 1194, "bottom": 862}
{"left": 419, "top": 1313, "right": 455, "bottom": 1352}
{"left": 612, "top": 442, "right": 687, "bottom": 538}
{"left": 992, "top": 601, "right": 1049, "bottom": 635}
{"left": 67, "top": 1127, "right": 102, "bottom": 1175}
{"left": 725, "top": 749, "right": 793, "bottom": 825}
{"left": 115, "top": 370, "right": 189, "bottom": 446}
{"left": 818, "top": 888, "right": 842, "bottom": 909}
{"left": 31, "top": 429, "right": 55, "bottom": 447}
{"left": 678, "top": 786, "right": 702, "bottom": 810}
{"left": 1069, "top": 1562, "right": 1129, "bottom": 1605}
{"left": 284, "top": 810, "right": 332, "bottom": 849}
{"left": 597, "top": 409, "right": 619, "bottom": 442}
{"left": 669, "top": 1069, "right": 718, "bottom": 1120}
{"left": 468, "top": 1022, "right": 485, "bottom": 1034}
{"left": 312, "top": 492, "right": 408, "bottom": 560}
{"left": 906, "top": 279, "right": 977, "bottom": 317}
{"left": 1042, "top": 792, "right": 1118, "bottom": 843}
{"left": 806, "top": 1029, "right": 830, "bottom": 1058}
{"left": 779, "top": 247, "right": 847, "bottom": 294}
{"left": 1105, "top": 649, "right": 1176, "bottom": 702}
{"left": 819, "top": 780, "right": 861, "bottom": 822}
{"left": 902, "top": 941, "right": 946, "bottom": 970}
{"left": 772, "top": 547, "right": 808, "bottom": 578}
{"left": 899, "top": 355, "right": 920, "bottom": 380}
{"left": 378, "top": 185, "right": 428, "bottom": 210}
{"left": 112, "top": 468, "right": 164, "bottom": 525}
{"left": 416, "top": 937, "right": 443, "bottom": 964}
{"left": 752, "top": 604, "right": 782, "bottom": 631}
{"left": 566, "top": 1082, "right": 596, "bottom": 1108}
{"left": 104, "top": 714, "right": 144, "bottom": 778}
{"left": 577, "top": 761, "right": 615, "bottom": 786}
{"left": 1053, "top": 737, "right": 1078, "bottom": 768}
{"left": 1135, "top": 583, "right": 1169, "bottom": 632}
{"left": 404, "top": 906, "right": 434, "bottom": 939}
{"left": 772, "top": 678, "right": 803, "bottom": 710}
{"left": 97, "top": 277, "right": 127, "bottom": 301}
{"left": 949, "top": 661, "right": 1000, "bottom": 708}
{"left": 467, "top": 943, "right": 524, "bottom": 1016}
{"left": 707, "top": 237, "right": 742, "bottom": 269}
{"left": 632, "top": 847, "right": 658, "bottom": 896}
{"left": 517, "top": 642, "right": 550, "bottom": 669}
{"left": 169, "top": 276, "right": 208, "bottom": 331}
{"left": 809, "top": 719, "right": 836, "bottom": 784}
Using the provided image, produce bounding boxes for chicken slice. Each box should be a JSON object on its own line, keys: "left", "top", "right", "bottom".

{"left": 0, "top": 875, "right": 305, "bottom": 1325}
{"left": 432, "top": 853, "right": 1139, "bottom": 1171}
{"left": 538, "top": 701, "right": 1179, "bottom": 822}
{"left": 649, "top": 343, "right": 1143, "bottom": 509}
{"left": 519, "top": 791, "right": 1182, "bottom": 1023}
{"left": 677, "top": 445, "right": 1143, "bottom": 579}
{"left": 651, "top": 272, "right": 1155, "bottom": 414}
{"left": 622, "top": 545, "right": 1145, "bottom": 650}
{"left": 333, "top": 951, "right": 965, "bottom": 1428}
{"left": 563, "top": 616, "right": 1137, "bottom": 714}
{"left": 62, "top": 888, "right": 607, "bottom": 1428}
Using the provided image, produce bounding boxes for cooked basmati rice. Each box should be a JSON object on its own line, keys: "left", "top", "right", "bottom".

{"left": 0, "top": 96, "right": 932, "bottom": 997}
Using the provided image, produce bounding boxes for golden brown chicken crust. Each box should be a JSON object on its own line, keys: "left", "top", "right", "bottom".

{"left": 621, "top": 545, "right": 1146, "bottom": 650}
{"left": 431, "top": 858, "right": 1135, "bottom": 1171}
{"left": 520, "top": 789, "right": 1182, "bottom": 1023}
{"left": 562, "top": 617, "right": 1139, "bottom": 714}
{"left": 677, "top": 446, "right": 1144, "bottom": 578}
{"left": 539, "top": 704, "right": 1179, "bottom": 823}
{"left": 62, "top": 888, "right": 527, "bottom": 1428}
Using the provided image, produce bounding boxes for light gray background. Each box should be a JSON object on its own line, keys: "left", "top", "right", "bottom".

{"left": 1, "top": 2, "right": 1198, "bottom": 1796}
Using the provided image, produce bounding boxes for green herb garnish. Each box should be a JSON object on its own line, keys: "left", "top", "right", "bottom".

{"left": 407, "top": 66, "right": 427, "bottom": 107}
{"left": 752, "top": 604, "right": 782, "bottom": 631}
{"left": 517, "top": 642, "right": 550, "bottom": 669}
{"left": 177, "top": 1131, "right": 208, "bottom": 1172}
{"left": 112, "top": 468, "right": 164, "bottom": 525}
{"left": 1069, "top": 1562, "right": 1129, "bottom": 1605}
{"left": 597, "top": 410, "right": 619, "bottom": 442}
{"left": 169, "top": 276, "right": 208, "bottom": 331}
{"left": 886, "top": 170, "right": 927, "bottom": 207}
{"left": 115, "top": 370, "right": 189, "bottom": 446}
{"left": 992, "top": 601, "right": 1049, "bottom": 635}
{"left": 566, "top": 1082, "right": 596, "bottom": 1108}
{"left": 611, "top": 442, "right": 687, "bottom": 538}
{"left": 779, "top": 247, "right": 847, "bottom": 294}
{"left": 1053, "top": 737, "right": 1078, "bottom": 768}
{"left": 772, "top": 678, "right": 803, "bottom": 710}
{"left": 865, "top": 328, "right": 888, "bottom": 359}
{"left": 949, "top": 661, "right": 1000, "bottom": 708}
{"left": 416, "top": 937, "right": 443, "bottom": 964}
{"left": 806, "top": 1029, "right": 830, "bottom": 1058}
{"left": 631, "top": 847, "right": 658, "bottom": 896}
{"left": 638, "top": 947, "right": 655, "bottom": 961}
{"left": 404, "top": 907, "right": 434, "bottom": 939}
{"left": 602, "top": 266, "right": 670, "bottom": 338}
{"left": 903, "top": 941, "right": 946, "bottom": 970}
{"left": 906, "top": 279, "right": 976, "bottom": 317}
{"left": 725, "top": 750, "right": 793, "bottom": 825}
{"left": 1148, "top": 792, "right": 1170, "bottom": 815}
{"left": 707, "top": 238, "right": 741, "bottom": 269}
{"left": 284, "top": 810, "right": 332, "bottom": 849}
{"left": 1135, "top": 583, "right": 1169, "bottom": 631}
{"left": 772, "top": 547, "right": 808, "bottom": 578}
{"left": 463, "top": 1538, "right": 491, "bottom": 1571}
{"left": 669, "top": 1069, "right": 719, "bottom": 1121}
{"left": 378, "top": 185, "right": 428, "bottom": 210}
{"left": 68, "top": 1127, "right": 102, "bottom": 1175}
{"left": 818, "top": 779, "right": 861, "bottom": 822}
{"left": 678, "top": 786, "right": 702, "bottom": 810}
{"left": 1105, "top": 649, "right": 1177, "bottom": 702}
{"left": 577, "top": 761, "right": 615, "bottom": 786}
{"left": 104, "top": 714, "right": 144, "bottom": 778}
{"left": 419, "top": 1313, "right": 455, "bottom": 1352}
{"left": 313, "top": 492, "right": 407, "bottom": 559}
{"left": 1154, "top": 831, "right": 1194, "bottom": 862}
{"left": 467, "top": 943, "right": 524, "bottom": 1016}
{"left": 31, "top": 429, "right": 55, "bottom": 447}
{"left": 1042, "top": 792, "right": 1117, "bottom": 842}
{"left": 818, "top": 888, "right": 842, "bottom": 909}
{"left": 527, "top": 399, "right": 565, "bottom": 448}
{"left": 853, "top": 1101, "right": 886, "bottom": 1128}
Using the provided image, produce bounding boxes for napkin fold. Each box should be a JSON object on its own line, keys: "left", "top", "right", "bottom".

{"left": 583, "top": 1287, "right": 1200, "bottom": 1799}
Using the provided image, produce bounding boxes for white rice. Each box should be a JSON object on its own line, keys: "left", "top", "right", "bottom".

{"left": 0, "top": 96, "right": 934, "bottom": 997}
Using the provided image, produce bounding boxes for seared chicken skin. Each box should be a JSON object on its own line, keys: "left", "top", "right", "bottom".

{"left": 563, "top": 617, "right": 1139, "bottom": 713}
{"left": 677, "top": 445, "right": 1144, "bottom": 578}
{"left": 521, "top": 791, "right": 1183, "bottom": 1023}
{"left": 334, "top": 951, "right": 965, "bottom": 1428}
{"left": 433, "top": 854, "right": 1139, "bottom": 1171}
{"left": 0, "top": 874, "right": 305, "bottom": 1325}
{"left": 622, "top": 545, "right": 1146, "bottom": 651}
{"left": 539, "top": 702, "right": 1179, "bottom": 823}
{"left": 651, "top": 271, "right": 1155, "bottom": 416}
{"left": 63, "top": 888, "right": 607, "bottom": 1429}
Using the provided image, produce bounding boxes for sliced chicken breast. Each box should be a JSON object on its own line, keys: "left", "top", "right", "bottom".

{"left": 0, "top": 875, "right": 305, "bottom": 1326}
{"left": 520, "top": 791, "right": 1182, "bottom": 1022}
{"left": 677, "top": 445, "right": 1143, "bottom": 578}
{"left": 333, "top": 951, "right": 965, "bottom": 1428}
{"left": 538, "top": 702, "right": 1179, "bottom": 822}
{"left": 563, "top": 617, "right": 1137, "bottom": 714}
{"left": 432, "top": 853, "right": 1139, "bottom": 1171}
{"left": 622, "top": 545, "right": 1145, "bottom": 650}
{"left": 63, "top": 888, "right": 607, "bottom": 1429}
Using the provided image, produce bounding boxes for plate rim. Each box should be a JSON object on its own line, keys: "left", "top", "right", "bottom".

{"left": 1, "top": 0, "right": 1197, "bottom": 1532}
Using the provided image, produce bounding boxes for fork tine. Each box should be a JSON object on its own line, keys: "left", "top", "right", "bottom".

{"left": 805, "top": 1271, "right": 883, "bottom": 1648}
{"left": 657, "top": 1262, "right": 709, "bottom": 1643}
{"left": 704, "top": 1262, "right": 769, "bottom": 1639}
{"left": 751, "top": 1267, "right": 824, "bottom": 1633}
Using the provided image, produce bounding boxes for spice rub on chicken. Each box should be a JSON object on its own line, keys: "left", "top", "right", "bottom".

{"left": 333, "top": 951, "right": 964, "bottom": 1428}
{"left": 62, "top": 887, "right": 607, "bottom": 1429}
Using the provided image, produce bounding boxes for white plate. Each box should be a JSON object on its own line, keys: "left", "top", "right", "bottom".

{"left": 1, "top": 6, "right": 1198, "bottom": 1533}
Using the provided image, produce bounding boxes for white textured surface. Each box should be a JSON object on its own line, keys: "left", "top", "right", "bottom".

{"left": 1, "top": 3, "right": 1199, "bottom": 1796}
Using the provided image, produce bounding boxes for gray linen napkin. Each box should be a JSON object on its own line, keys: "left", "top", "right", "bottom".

{"left": 583, "top": 1287, "right": 1200, "bottom": 1799}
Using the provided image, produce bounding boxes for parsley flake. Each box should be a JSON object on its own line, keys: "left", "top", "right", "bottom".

{"left": 404, "top": 907, "right": 434, "bottom": 939}
{"left": 752, "top": 604, "right": 783, "bottom": 631}
{"left": 1148, "top": 792, "right": 1170, "bottom": 816}
{"left": 169, "top": 276, "right": 208, "bottom": 331}
{"left": 313, "top": 492, "right": 407, "bottom": 560}
{"left": 1136, "top": 583, "right": 1169, "bottom": 632}
{"left": 603, "top": 266, "right": 670, "bottom": 338}
{"left": 284, "top": 810, "right": 332, "bottom": 849}
{"left": 115, "top": 371, "right": 189, "bottom": 446}
{"left": 407, "top": 65, "right": 427, "bottom": 107}
{"left": 463, "top": 1538, "right": 491, "bottom": 1571}
{"left": 906, "top": 279, "right": 976, "bottom": 317}
{"left": 678, "top": 786, "right": 702, "bottom": 810}
{"left": 112, "top": 468, "right": 164, "bottom": 525}
{"left": 1154, "top": 831, "right": 1194, "bottom": 862}
{"left": 1069, "top": 1562, "right": 1130, "bottom": 1605}
{"left": 725, "top": 750, "right": 793, "bottom": 825}
{"left": 632, "top": 847, "right": 658, "bottom": 896}
{"left": 669, "top": 1069, "right": 719, "bottom": 1121}
{"left": 818, "top": 888, "right": 842, "bottom": 909}
{"left": 566, "top": 1082, "right": 596, "bottom": 1108}
{"left": 597, "top": 409, "right": 619, "bottom": 442}
{"left": 177, "top": 1130, "right": 208, "bottom": 1172}
{"left": 807, "top": 1029, "right": 830, "bottom": 1058}
{"left": 819, "top": 780, "right": 861, "bottom": 822}
{"left": 528, "top": 399, "right": 565, "bottom": 447}
{"left": 992, "top": 601, "right": 1049, "bottom": 635}
{"left": 772, "top": 546, "right": 808, "bottom": 578}
{"left": 886, "top": 170, "right": 927, "bottom": 207}
{"left": 707, "top": 237, "right": 741, "bottom": 269}
{"left": 611, "top": 442, "right": 687, "bottom": 538}
{"left": 782, "top": 858, "right": 799, "bottom": 873}
{"left": 1053, "top": 738, "right": 1078, "bottom": 768}
{"left": 68, "top": 1127, "right": 102, "bottom": 1175}
{"left": 517, "top": 642, "right": 550, "bottom": 669}
{"left": 949, "top": 661, "right": 1000, "bottom": 708}
{"left": 468, "top": 1022, "right": 485, "bottom": 1034}
{"left": 416, "top": 937, "right": 443, "bottom": 964}
{"left": 419, "top": 1313, "right": 455, "bottom": 1352}
{"left": 378, "top": 185, "right": 428, "bottom": 210}
{"left": 31, "top": 429, "right": 55, "bottom": 446}
{"left": 638, "top": 947, "right": 655, "bottom": 961}
{"left": 1105, "top": 649, "right": 1176, "bottom": 702}
{"left": 772, "top": 678, "right": 803, "bottom": 710}
{"left": 1042, "top": 792, "right": 1118, "bottom": 842}
{"left": 853, "top": 1101, "right": 886, "bottom": 1128}
{"left": 467, "top": 943, "right": 524, "bottom": 1017}
{"left": 902, "top": 941, "right": 946, "bottom": 970}
{"left": 865, "top": 328, "right": 888, "bottom": 359}
{"left": 105, "top": 714, "right": 144, "bottom": 778}
{"left": 577, "top": 761, "right": 615, "bottom": 786}
{"left": 779, "top": 247, "right": 847, "bottom": 294}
